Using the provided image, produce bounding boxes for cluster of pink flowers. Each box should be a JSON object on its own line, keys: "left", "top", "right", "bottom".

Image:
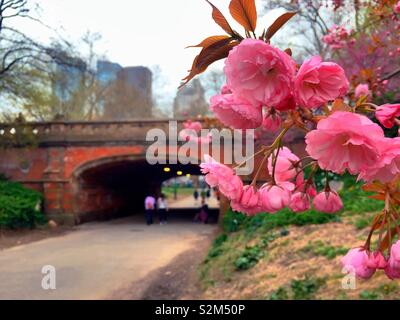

{"left": 342, "top": 241, "right": 400, "bottom": 280}
{"left": 322, "top": 24, "right": 351, "bottom": 50}
{"left": 204, "top": 39, "right": 400, "bottom": 219}
{"left": 306, "top": 110, "right": 400, "bottom": 183}
{"left": 210, "top": 39, "right": 349, "bottom": 130}
{"left": 201, "top": 148, "right": 343, "bottom": 216}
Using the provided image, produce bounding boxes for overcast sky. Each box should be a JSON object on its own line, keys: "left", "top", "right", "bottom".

{"left": 14, "top": 0, "right": 283, "bottom": 102}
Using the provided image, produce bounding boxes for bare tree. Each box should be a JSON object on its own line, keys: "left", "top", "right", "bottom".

{"left": 263, "top": 0, "right": 358, "bottom": 59}
{"left": 0, "top": 0, "right": 85, "bottom": 110}
{"left": 200, "top": 69, "right": 226, "bottom": 100}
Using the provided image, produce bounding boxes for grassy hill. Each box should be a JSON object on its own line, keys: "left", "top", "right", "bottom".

{"left": 199, "top": 178, "right": 400, "bottom": 300}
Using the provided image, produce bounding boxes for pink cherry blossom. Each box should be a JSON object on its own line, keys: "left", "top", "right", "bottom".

{"left": 375, "top": 104, "right": 400, "bottom": 129}
{"left": 259, "top": 182, "right": 294, "bottom": 213}
{"left": 366, "top": 252, "right": 388, "bottom": 270}
{"left": 384, "top": 241, "right": 400, "bottom": 279}
{"left": 289, "top": 192, "right": 311, "bottom": 213}
{"left": 394, "top": 1, "right": 400, "bottom": 14}
{"left": 294, "top": 56, "right": 349, "bottom": 108}
{"left": 359, "top": 138, "right": 400, "bottom": 183}
{"left": 342, "top": 248, "right": 376, "bottom": 279}
{"left": 389, "top": 240, "right": 400, "bottom": 269}
{"left": 313, "top": 190, "right": 343, "bottom": 213}
{"left": 183, "top": 120, "right": 202, "bottom": 133}
{"left": 224, "top": 39, "right": 296, "bottom": 108}
{"left": 354, "top": 83, "right": 370, "bottom": 99}
{"left": 322, "top": 25, "right": 350, "bottom": 50}
{"left": 306, "top": 111, "right": 384, "bottom": 174}
{"left": 200, "top": 155, "right": 243, "bottom": 201}
{"left": 210, "top": 93, "right": 263, "bottom": 129}
{"left": 231, "top": 185, "right": 262, "bottom": 216}
{"left": 384, "top": 262, "right": 400, "bottom": 280}
{"left": 262, "top": 113, "right": 281, "bottom": 132}
{"left": 267, "top": 147, "right": 299, "bottom": 183}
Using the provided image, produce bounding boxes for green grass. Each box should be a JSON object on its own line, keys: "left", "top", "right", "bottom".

{"left": 300, "top": 240, "right": 349, "bottom": 260}
{"left": 359, "top": 283, "right": 399, "bottom": 300}
{"left": 269, "top": 276, "right": 327, "bottom": 300}
{"left": 234, "top": 245, "right": 264, "bottom": 270}
{"left": 162, "top": 187, "right": 195, "bottom": 199}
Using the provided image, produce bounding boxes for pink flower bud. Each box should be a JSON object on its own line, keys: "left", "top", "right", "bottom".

{"left": 342, "top": 248, "right": 376, "bottom": 279}
{"left": 354, "top": 83, "right": 370, "bottom": 99}
{"left": 394, "top": 1, "right": 400, "bottom": 14}
{"left": 366, "top": 251, "right": 388, "bottom": 269}
{"left": 260, "top": 182, "right": 293, "bottom": 213}
{"left": 385, "top": 241, "right": 400, "bottom": 279}
{"left": 289, "top": 192, "right": 310, "bottom": 213}
{"left": 312, "top": 190, "right": 343, "bottom": 213}
{"left": 231, "top": 185, "right": 262, "bottom": 216}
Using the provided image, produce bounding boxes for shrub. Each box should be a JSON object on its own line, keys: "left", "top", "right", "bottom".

{"left": 290, "top": 276, "right": 326, "bottom": 300}
{"left": 268, "top": 276, "right": 326, "bottom": 300}
{"left": 269, "top": 287, "right": 289, "bottom": 300}
{"left": 205, "top": 234, "right": 229, "bottom": 262}
{"left": 235, "top": 245, "right": 264, "bottom": 271}
{"left": 0, "top": 180, "right": 46, "bottom": 229}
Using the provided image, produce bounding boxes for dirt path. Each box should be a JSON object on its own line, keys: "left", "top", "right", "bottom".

{"left": 0, "top": 216, "right": 217, "bottom": 300}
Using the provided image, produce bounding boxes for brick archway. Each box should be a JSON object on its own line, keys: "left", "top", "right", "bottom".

{"left": 69, "top": 154, "right": 202, "bottom": 224}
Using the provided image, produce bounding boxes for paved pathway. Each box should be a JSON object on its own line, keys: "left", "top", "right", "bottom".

{"left": 0, "top": 217, "right": 216, "bottom": 300}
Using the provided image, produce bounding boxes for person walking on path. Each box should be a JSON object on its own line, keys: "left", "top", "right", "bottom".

{"left": 144, "top": 195, "right": 156, "bottom": 226}
{"left": 157, "top": 194, "right": 168, "bottom": 225}
{"left": 193, "top": 189, "right": 199, "bottom": 205}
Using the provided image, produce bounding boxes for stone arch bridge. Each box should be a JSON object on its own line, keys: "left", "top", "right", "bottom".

{"left": 0, "top": 120, "right": 306, "bottom": 225}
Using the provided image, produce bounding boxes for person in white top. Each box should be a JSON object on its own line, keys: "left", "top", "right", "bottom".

{"left": 144, "top": 195, "right": 156, "bottom": 225}
{"left": 157, "top": 194, "right": 169, "bottom": 225}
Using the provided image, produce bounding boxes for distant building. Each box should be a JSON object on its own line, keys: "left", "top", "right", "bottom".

{"left": 173, "top": 79, "right": 209, "bottom": 118}
{"left": 97, "top": 61, "right": 153, "bottom": 120}
{"left": 97, "top": 61, "right": 122, "bottom": 86}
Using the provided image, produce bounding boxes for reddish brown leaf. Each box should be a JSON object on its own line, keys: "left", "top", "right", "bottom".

{"left": 266, "top": 11, "right": 297, "bottom": 40}
{"left": 380, "top": 227, "right": 397, "bottom": 251}
{"left": 371, "top": 212, "right": 384, "bottom": 231}
{"left": 229, "top": 0, "right": 257, "bottom": 33}
{"left": 180, "top": 39, "right": 239, "bottom": 88}
{"left": 187, "top": 35, "right": 231, "bottom": 48}
{"left": 284, "top": 48, "right": 292, "bottom": 56}
{"left": 368, "top": 194, "right": 386, "bottom": 201}
{"left": 205, "top": 0, "right": 235, "bottom": 35}
{"left": 362, "top": 181, "right": 385, "bottom": 193}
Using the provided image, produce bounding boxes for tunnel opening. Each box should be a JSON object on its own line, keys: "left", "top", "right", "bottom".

{"left": 72, "top": 157, "right": 220, "bottom": 224}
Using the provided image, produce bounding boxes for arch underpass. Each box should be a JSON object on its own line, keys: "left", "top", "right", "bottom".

{"left": 72, "top": 156, "right": 207, "bottom": 223}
